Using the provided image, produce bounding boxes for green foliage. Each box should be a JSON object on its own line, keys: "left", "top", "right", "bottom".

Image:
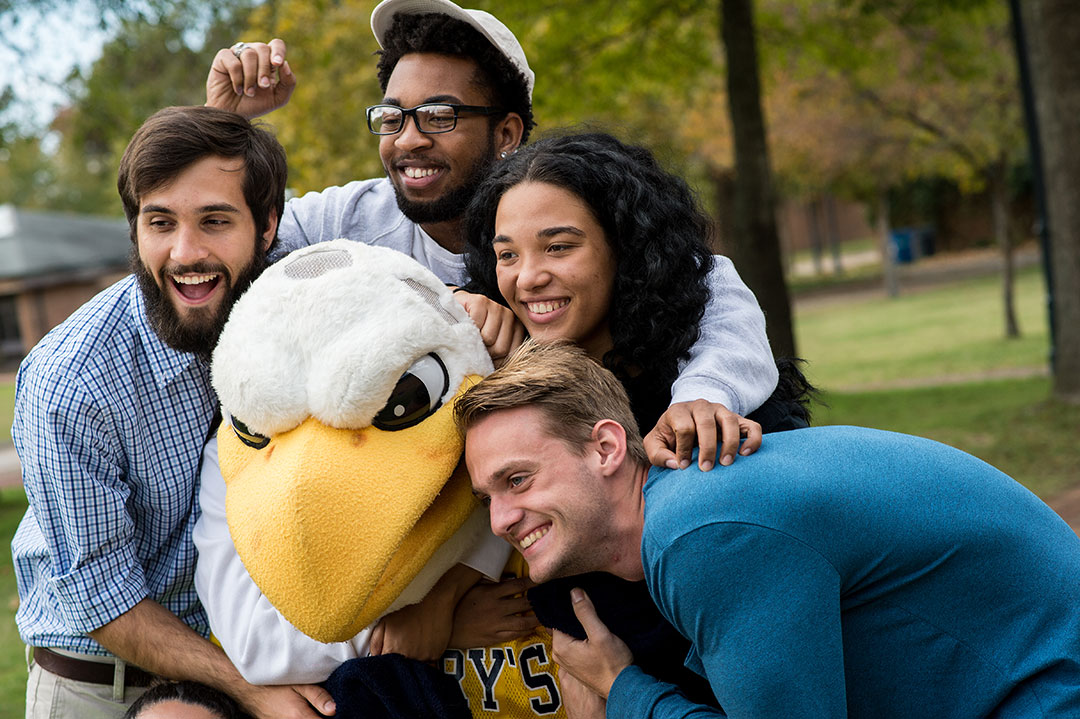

{"left": 239, "top": 0, "right": 386, "bottom": 193}
{"left": 43, "top": 2, "right": 254, "bottom": 215}
{"left": 1, "top": 1, "right": 253, "bottom": 214}
{"left": 0, "top": 0, "right": 206, "bottom": 125}
{"left": 0, "top": 0, "right": 154, "bottom": 20}
{"left": 769, "top": 0, "right": 1023, "bottom": 197}
{"left": 0, "top": 93, "right": 53, "bottom": 209}
{"left": 0, "top": 488, "right": 28, "bottom": 719}
{"left": 499, "top": 0, "right": 715, "bottom": 136}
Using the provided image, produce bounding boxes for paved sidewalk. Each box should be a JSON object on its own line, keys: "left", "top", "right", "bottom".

{"left": 1, "top": 444, "right": 23, "bottom": 489}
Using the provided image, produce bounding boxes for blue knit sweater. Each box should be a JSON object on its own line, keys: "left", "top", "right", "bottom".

{"left": 608, "top": 426, "right": 1080, "bottom": 718}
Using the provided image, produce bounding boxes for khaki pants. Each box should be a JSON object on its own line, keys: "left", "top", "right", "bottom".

{"left": 24, "top": 647, "right": 149, "bottom": 719}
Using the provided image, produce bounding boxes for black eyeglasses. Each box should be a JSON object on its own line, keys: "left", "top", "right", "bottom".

{"left": 366, "top": 103, "right": 506, "bottom": 135}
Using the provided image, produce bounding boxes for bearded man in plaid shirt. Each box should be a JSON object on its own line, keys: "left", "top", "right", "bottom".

{"left": 11, "top": 106, "right": 335, "bottom": 719}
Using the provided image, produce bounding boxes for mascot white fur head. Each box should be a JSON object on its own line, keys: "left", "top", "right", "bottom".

{"left": 212, "top": 240, "right": 494, "bottom": 642}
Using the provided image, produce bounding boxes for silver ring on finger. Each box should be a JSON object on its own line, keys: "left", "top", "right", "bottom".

{"left": 230, "top": 42, "right": 253, "bottom": 58}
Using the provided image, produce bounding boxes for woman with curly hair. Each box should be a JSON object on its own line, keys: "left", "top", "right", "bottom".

{"left": 461, "top": 131, "right": 812, "bottom": 716}
{"left": 463, "top": 131, "right": 811, "bottom": 443}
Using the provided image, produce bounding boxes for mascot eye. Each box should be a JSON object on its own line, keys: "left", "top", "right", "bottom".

{"left": 231, "top": 416, "right": 270, "bottom": 450}
{"left": 373, "top": 353, "right": 450, "bottom": 431}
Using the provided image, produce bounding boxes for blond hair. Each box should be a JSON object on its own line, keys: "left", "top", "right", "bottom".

{"left": 455, "top": 340, "right": 647, "bottom": 466}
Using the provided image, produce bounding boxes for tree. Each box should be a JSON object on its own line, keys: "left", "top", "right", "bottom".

{"left": 0, "top": 88, "right": 55, "bottom": 207}
{"left": 238, "top": 0, "right": 387, "bottom": 194}
{"left": 1018, "top": 0, "right": 1080, "bottom": 402}
{"left": 766, "top": 0, "right": 1025, "bottom": 331}
{"left": 5, "top": 1, "right": 252, "bottom": 215}
{"left": 721, "top": 0, "right": 794, "bottom": 356}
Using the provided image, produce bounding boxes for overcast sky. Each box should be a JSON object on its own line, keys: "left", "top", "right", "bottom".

{"left": 0, "top": 4, "right": 109, "bottom": 129}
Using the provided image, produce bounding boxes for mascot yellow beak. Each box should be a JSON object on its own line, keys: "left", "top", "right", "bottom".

{"left": 219, "top": 375, "right": 483, "bottom": 642}
{"left": 210, "top": 240, "right": 498, "bottom": 644}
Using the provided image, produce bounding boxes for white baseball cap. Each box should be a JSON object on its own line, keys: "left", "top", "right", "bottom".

{"left": 370, "top": 0, "right": 535, "bottom": 99}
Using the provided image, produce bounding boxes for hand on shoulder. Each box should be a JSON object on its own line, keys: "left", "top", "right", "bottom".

{"left": 644, "top": 399, "right": 762, "bottom": 472}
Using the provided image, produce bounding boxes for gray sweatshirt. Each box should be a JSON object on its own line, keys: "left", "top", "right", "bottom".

{"left": 275, "top": 177, "right": 778, "bottom": 416}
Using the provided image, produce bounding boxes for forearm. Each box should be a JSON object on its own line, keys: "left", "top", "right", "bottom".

{"left": 608, "top": 665, "right": 725, "bottom": 719}
{"left": 671, "top": 256, "right": 776, "bottom": 415}
{"left": 89, "top": 598, "right": 245, "bottom": 693}
{"left": 432, "top": 563, "right": 483, "bottom": 609}
{"left": 91, "top": 599, "right": 337, "bottom": 718}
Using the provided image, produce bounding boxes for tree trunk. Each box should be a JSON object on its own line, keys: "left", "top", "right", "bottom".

{"left": 877, "top": 191, "right": 899, "bottom": 299}
{"left": 719, "top": 0, "right": 796, "bottom": 358}
{"left": 1019, "top": 0, "right": 1080, "bottom": 401}
{"left": 826, "top": 195, "right": 844, "bottom": 276}
{"left": 708, "top": 164, "right": 737, "bottom": 256}
{"left": 808, "top": 198, "right": 824, "bottom": 275}
{"left": 989, "top": 156, "right": 1020, "bottom": 339}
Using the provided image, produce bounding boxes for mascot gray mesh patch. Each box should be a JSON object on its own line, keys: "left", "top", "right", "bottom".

{"left": 402, "top": 278, "right": 459, "bottom": 326}
{"left": 283, "top": 248, "right": 354, "bottom": 279}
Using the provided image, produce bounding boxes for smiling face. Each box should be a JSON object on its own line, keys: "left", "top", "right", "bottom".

{"left": 493, "top": 181, "right": 617, "bottom": 358}
{"left": 134, "top": 154, "right": 275, "bottom": 358}
{"left": 466, "top": 404, "right": 617, "bottom": 583}
{"left": 380, "top": 53, "right": 521, "bottom": 245}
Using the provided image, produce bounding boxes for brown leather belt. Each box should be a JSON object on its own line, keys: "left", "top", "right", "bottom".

{"left": 33, "top": 647, "right": 156, "bottom": 687}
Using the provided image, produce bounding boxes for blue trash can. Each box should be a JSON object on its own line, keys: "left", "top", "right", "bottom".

{"left": 889, "top": 230, "right": 914, "bottom": 263}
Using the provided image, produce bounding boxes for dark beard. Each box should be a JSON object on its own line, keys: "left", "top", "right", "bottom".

{"left": 132, "top": 244, "right": 268, "bottom": 362}
{"left": 391, "top": 136, "right": 496, "bottom": 225}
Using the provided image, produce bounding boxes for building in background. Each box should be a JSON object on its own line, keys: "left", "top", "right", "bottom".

{"left": 0, "top": 205, "right": 128, "bottom": 370}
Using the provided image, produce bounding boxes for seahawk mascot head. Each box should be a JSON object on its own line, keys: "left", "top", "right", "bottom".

{"left": 211, "top": 239, "right": 493, "bottom": 643}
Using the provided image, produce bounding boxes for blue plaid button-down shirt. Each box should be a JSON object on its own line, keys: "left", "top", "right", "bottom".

{"left": 12, "top": 276, "right": 216, "bottom": 654}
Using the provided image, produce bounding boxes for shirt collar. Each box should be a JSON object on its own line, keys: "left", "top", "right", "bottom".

{"left": 129, "top": 277, "right": 209, "bottom": 389}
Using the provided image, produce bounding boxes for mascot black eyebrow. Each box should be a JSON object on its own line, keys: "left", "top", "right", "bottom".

{"left": 207, "top": 240, "right": 496, "bottom": 643}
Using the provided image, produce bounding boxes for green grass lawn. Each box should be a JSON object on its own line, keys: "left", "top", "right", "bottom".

{"left": 796, "top": 266, "right": 1050, "bottom": 389}
{"left": 1, "top": 382, "right": 13, "bottom": 446}
{"left": 1, "top": 488, "right": 26, "bottom": 719}
{"left": 796, "top": 263, "right": 1077, "bottom": 497}
{"left": 811, "top": 377, "right": 1080, "bottom": 500}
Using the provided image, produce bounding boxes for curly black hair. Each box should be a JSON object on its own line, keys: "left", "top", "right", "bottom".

{"left": 464, "top": 132, "right": 712, "bottom": 414}
{"left": 465, "top": 131, "right": 815, "bottom": 430}
{"left": 376, "top": 13, "right": 535, "bottom": 144}
{"left": 124, "top": 680, "right": 245, "bottom": 719}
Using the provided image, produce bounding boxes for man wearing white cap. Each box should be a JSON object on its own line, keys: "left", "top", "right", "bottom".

{"left": 205, "top": 0, "right": 784, "bottom": 461}
{"left": 13, "top": 107, "right": 337, "bottom": 719}
{"left": 206, "top": 0, "right": 535, "bottom": 290}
